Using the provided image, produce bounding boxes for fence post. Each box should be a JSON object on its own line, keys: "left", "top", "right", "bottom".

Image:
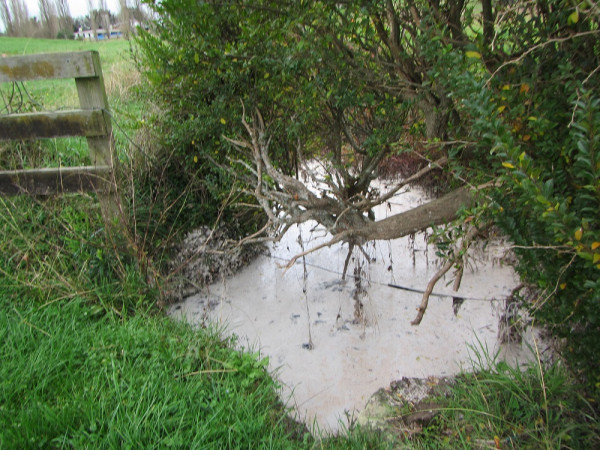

{"left": 0, "top": 51, "right": 118, "bottom": 223}
{"left": 74, "top": 51, "right": 118, "bottom": 222}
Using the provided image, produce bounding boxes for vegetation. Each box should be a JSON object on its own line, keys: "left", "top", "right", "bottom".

{"left": 1, "top": 0, "right": 600, "bottom": 445}
{"left": 0, "top": 297, "right": 304, "bottom": 448}
{"left": 412, "top": 346, "right": 599, "bottom": 448}
{"left": 137, "top": 0, "right": 600, "bottom": 396}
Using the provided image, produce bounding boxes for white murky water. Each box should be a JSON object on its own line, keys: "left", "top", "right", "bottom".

{"left": 168, "top": 185, "right": 540, "bottom": 433}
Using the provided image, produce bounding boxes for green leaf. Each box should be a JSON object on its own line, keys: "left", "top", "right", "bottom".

{"left": 465, "top": 50, "right": 482, "bottom": 59}
{"left": 568, "top": 10, "right": 579, "bottom": 25}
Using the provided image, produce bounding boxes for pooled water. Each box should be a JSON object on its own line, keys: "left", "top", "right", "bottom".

{"left": 168, "top": 185, "right": 541, "bottom": 432}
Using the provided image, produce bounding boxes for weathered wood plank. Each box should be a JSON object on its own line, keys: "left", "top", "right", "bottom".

{"left": 0, "top": 165, "right": 112, "bottom": 195}
{"left": 0, "top": 51, "right": 98, "bottom": 82}
{"left": 0, "top": 109, "right": 109, "bottom": 140}
{"left": 75, "top": 51, "right": 113, "bottom": 167}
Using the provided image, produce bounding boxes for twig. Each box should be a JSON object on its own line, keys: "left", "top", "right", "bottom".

{"left": 486, "top": 30, "right": 600, "bottom": 85}
{"left": 282, "top": 231, "right": 350, "bottom": 272}
{"left": 175, "top": 369, "right": 237, "bottom": 378}
{"left": 411, "top": 258, "right": 454, "bottom": 325}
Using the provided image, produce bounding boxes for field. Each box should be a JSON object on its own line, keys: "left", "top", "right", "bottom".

{"left": 1, "top": 36, "right": 598, "bottom": 448}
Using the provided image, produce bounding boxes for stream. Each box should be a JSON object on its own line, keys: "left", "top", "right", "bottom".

{"left": 168, "top": 184, "right": 543, "bottom": 433}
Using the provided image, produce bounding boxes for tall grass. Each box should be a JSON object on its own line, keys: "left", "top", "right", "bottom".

{"left": 411, "top": 345, "right": 600, "bottom": 449}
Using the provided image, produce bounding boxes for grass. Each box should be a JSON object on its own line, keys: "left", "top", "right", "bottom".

{"left": 1, "top": 36, "right": 599, "bottom": 448}
{"left": 0, "top": 297, "right": 307, "bottom": 448}
{"left": 409, "top": 346, "right": 600, "bottom": 449}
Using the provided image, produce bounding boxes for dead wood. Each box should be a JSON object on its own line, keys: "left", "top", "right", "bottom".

{"left": 411, "top": 224, "right": 484, "bottom": 325}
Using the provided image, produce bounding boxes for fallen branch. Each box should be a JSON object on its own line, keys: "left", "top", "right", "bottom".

{"left": 411, "top": 224, "right": 483, "bottom": 325}
{"left": 411, "top": 258, "right": 455, "bottom": 325}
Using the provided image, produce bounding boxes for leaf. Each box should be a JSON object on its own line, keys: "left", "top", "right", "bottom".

{"left": 594, "top": 253, "right": 600, "bottom": 264}
{"left": 497, "top": 105, "right": 506, "bottom": 113}
{"left": 194, "top": 52, "right": 200, "bottom": 64}
{"left": 592, "top": 242, "right": 600, "bottom": 250}
{"left": 574, "top": 228, "right": 583, "bottom": 241}
{"left": 568, "top": 9, "right": 579, "bottom": 25}
{"left": 465, "top": 50, "right": 482, "bottom": 59}
{"left": 220, "top": 118, "right": 227, "bottom": 125}
{"left": 536, "top": 195, "right": 550, "bottom": 205}
{"left": 502, "top": 162, "right": 515, "bottom": 169}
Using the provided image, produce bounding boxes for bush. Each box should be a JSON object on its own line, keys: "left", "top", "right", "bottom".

{"left": 444, "top": 3, "right": 600, "bottom": 393}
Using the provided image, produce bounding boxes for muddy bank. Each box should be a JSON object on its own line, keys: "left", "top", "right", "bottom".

{"left": 168, "top": 186, "right": 544, "bottom": 433}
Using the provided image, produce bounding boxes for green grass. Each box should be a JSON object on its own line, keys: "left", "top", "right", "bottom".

{"left": 0, "top": 36, "right": 131, "bottom": 65}
{"left": 410, "top": 347, "right": 600, "bottom": 449}
{"left": 0, "top": 297, "right": 308, "bottom": 448}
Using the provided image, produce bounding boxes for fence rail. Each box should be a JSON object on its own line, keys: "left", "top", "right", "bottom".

{"left": 0, "top": 50, "right": 114, "bottom": 197}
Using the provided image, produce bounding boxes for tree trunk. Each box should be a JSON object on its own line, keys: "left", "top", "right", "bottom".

{"left": 421, "top": 98, "right": 451, "bottom": 140}
{"left": 354, "top": 186, "right": 472, "bottom": 242}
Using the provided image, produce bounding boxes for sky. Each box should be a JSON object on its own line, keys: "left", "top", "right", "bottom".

{"left": 23, "top": 0, "right": 121, "bottom": 20}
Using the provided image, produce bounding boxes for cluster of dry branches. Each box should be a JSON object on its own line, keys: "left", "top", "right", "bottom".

{"left": 224, "top": 108, "right": 484, "bottom": 324}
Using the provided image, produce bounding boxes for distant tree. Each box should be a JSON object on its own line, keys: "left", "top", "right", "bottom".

{"left": 0, "top": 0, "right": 14, "bottom": 35}
{"left": 118, "top": 0, "right": 131, "bottom": 38}
{"left": 130, "top": 0, "right": 149, "bottom": 22}
{"left": 38, "top": 0, "right": 58, "bottom": 38}
{"left": 86, "top": 0, "right": 97, "bottom": 38}
{"left": 54, "top": 0, "right": 73, "bottom": 38}
{"left": 119, "top": 0, "right": 150, "bottom": 38}
{"left": 1, "top": 0, "right": 32, "bottom": 36}
{"left": 98, "top": 0, "right": 110, "bottom": 31}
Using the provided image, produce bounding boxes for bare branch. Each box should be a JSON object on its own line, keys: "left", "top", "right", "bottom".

{"left": 411, "top": 223, "right": 482, "bottom": 325}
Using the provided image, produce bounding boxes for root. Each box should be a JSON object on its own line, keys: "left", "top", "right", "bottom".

{"left": 342, "top": 243, "right": 354, "bottom": 280}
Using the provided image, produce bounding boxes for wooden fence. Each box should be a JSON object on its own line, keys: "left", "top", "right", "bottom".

{"left": 0, "top": 51, "right": 114, "bottom": 197}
